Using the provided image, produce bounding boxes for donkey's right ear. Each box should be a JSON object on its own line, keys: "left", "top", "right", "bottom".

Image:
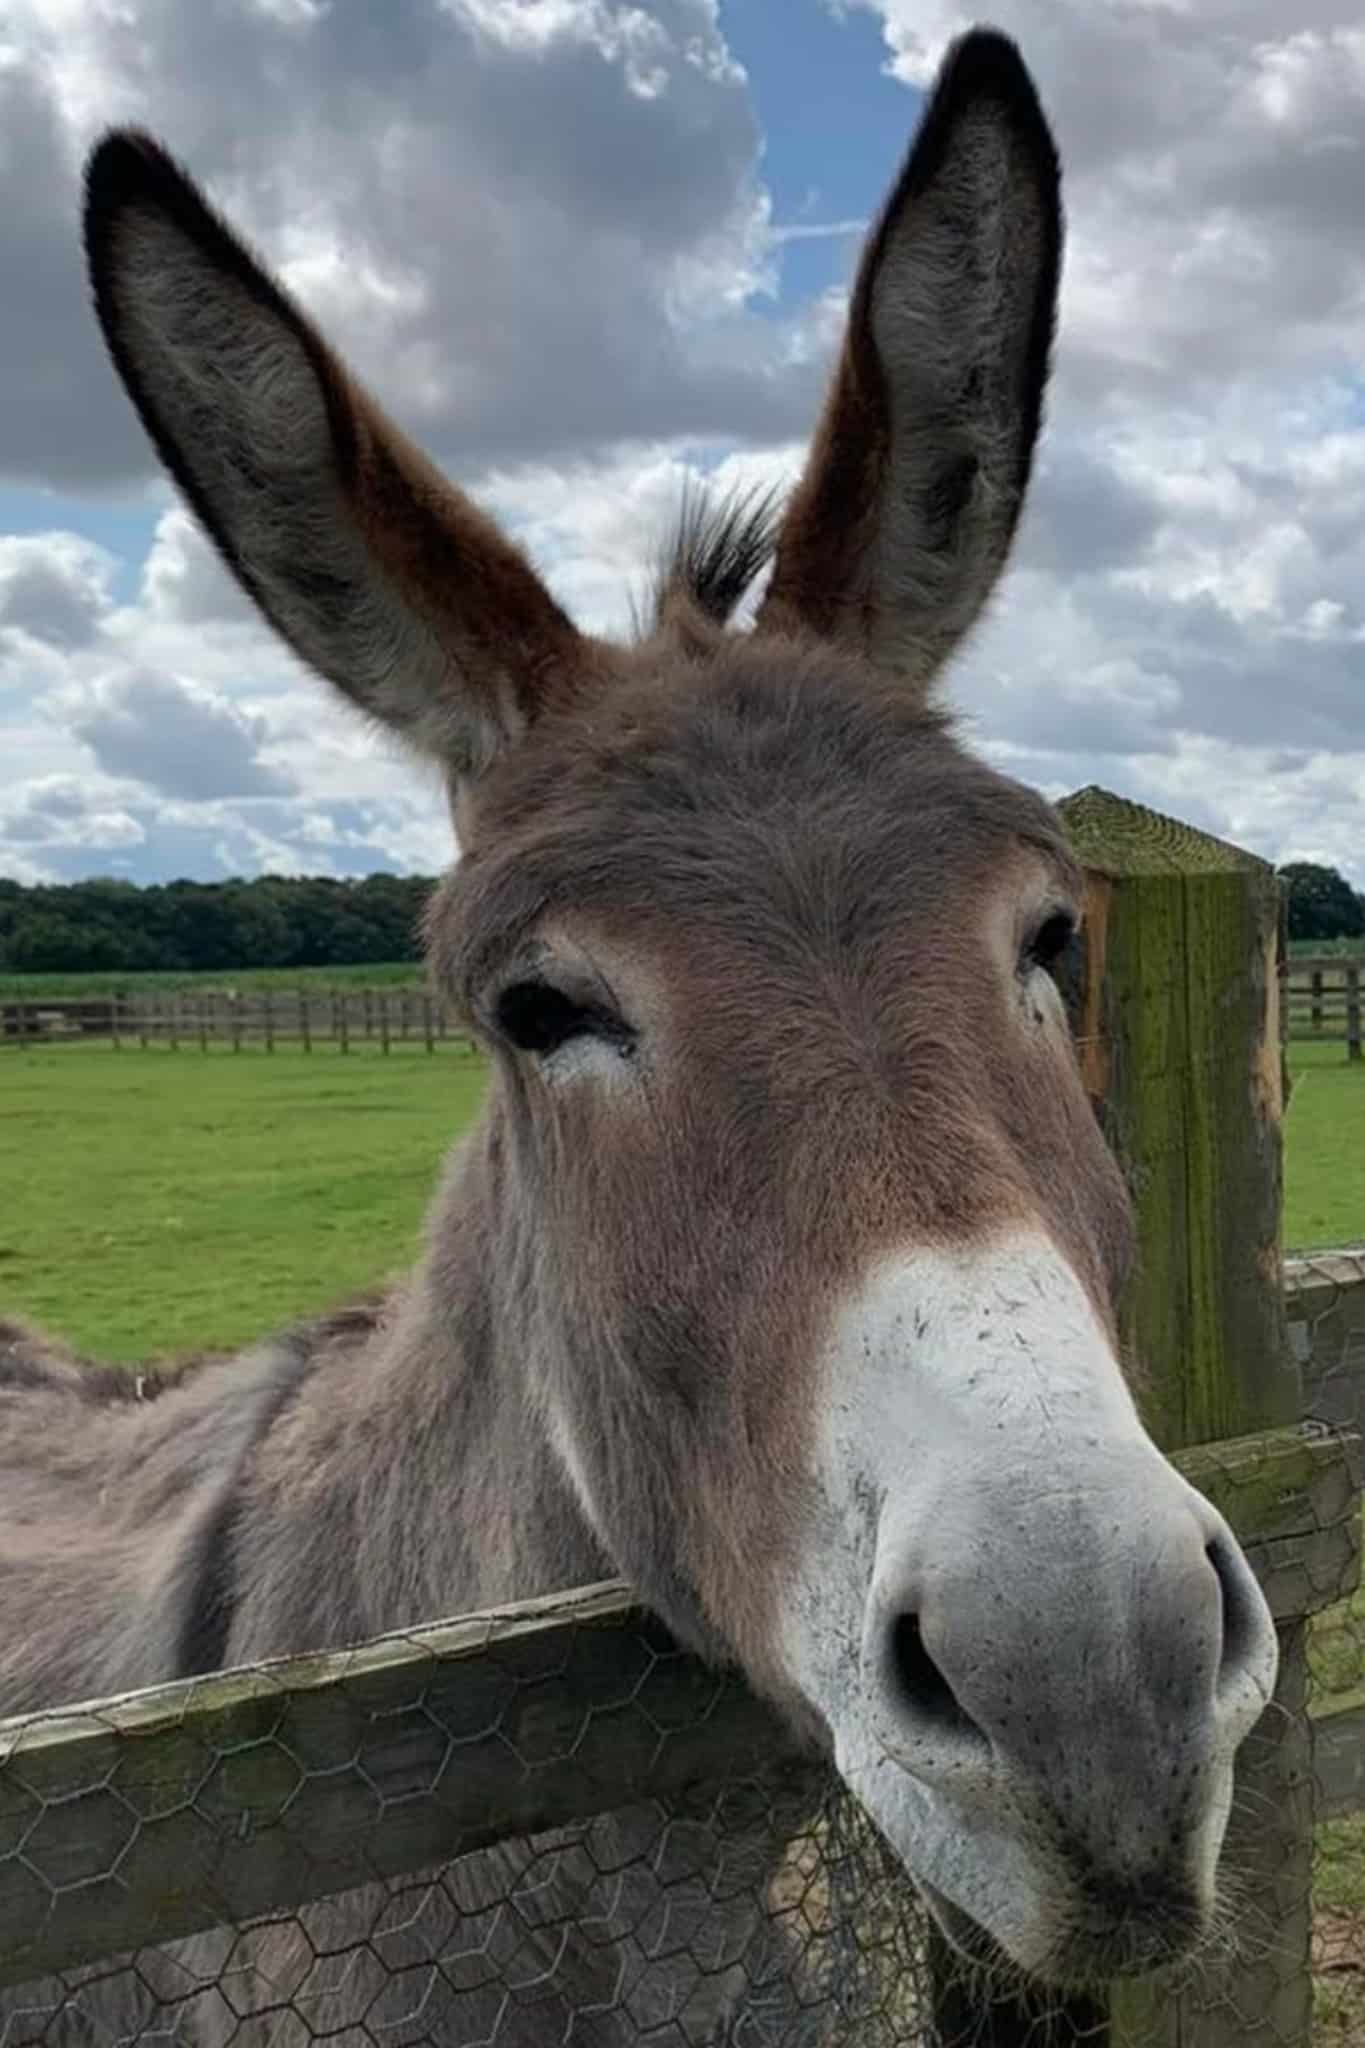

{"left": 84, "top": 132, "right": 590, "bottom": 780}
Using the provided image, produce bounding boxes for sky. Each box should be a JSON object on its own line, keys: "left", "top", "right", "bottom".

{"left": 2, "top": 0, "right": 1364, "bottom": 888}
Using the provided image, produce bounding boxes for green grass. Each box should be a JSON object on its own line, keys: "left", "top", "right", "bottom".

{"left": 2, "top": 1037, "right": 1360, "bottom": 1358}
{"left": 1285, "top": 1041, "right": 1365, "bottom": 1253}
{"left": 0, "top": 1045, "right": 487, "bottom": 1360}
{"left": 0, "top": 962, "right": 426, "bottom": 999}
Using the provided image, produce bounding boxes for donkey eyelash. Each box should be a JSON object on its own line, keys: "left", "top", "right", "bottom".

{"left": 495, "top": 978, "right": 636, "bottom": 1060}
{"left": 1024, "top": 911, "right": 1078, "bottom": 973}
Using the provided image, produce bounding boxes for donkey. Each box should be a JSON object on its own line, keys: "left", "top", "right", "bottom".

{"left": 0, "top": 26, "right": 1277, "bottom": 2043}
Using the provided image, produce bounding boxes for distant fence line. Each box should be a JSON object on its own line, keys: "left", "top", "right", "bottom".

{"left": 1285, "top": 952, "right": 1363, "bottom": 1060}
{"left": 0, "top": 986, "right": 480, "bottom": 1056}
{"left": 4, "top": 953, "right": 1361, "bottom": 1060}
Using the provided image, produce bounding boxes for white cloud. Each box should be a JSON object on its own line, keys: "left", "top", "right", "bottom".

{"left": 0, "top": 0, "right": 821, "bottom": 488}
{"left": 0, "top": 533, "right": 115, "bottom": 653}
{"left": 70, "top": 671, "right": 295, "bottom": 801}
{"left": 1, "top": 0, "right": 1364, "bottom": 890}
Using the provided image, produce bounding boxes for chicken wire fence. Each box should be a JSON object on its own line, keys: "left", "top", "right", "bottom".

{"left": 1292, "top": 1247, "right": 1365, "bottom": 2045}
{"left": 0, "top": 1263, "right": 1361, "bottom": 2048}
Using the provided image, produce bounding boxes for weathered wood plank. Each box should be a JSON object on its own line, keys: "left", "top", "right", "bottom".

{"left": 0, "top": 1582, "right": 793, "bottom": 1990}
{"left": 0, "top": 1429, "right": 1351, "bottom": 1998}
{"left": 1179, "top": 1423, "right": 1362, "bottom": 1545}
{"left": 1286, "top": 1249, "right": 1365, "bottom": 1436}
{"left": 1059, "top": 787, "right": 1293, "bottom": 1449}
{"left": 1313, "top": 1696, "right": 1365, "bottom": 1820}
{"left": 1059, "top": 789, "right": 1324, "bottom": 2048}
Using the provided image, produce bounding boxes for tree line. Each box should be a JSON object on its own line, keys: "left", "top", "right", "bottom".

{"left": 0, "top": 874, "right": 436, "bottom": 975}
{"left": 0, "top": 859, "right": 1360, "bottom": 975}
{"left": 1279, "top": 863, "right": 1365, "bottom": 943}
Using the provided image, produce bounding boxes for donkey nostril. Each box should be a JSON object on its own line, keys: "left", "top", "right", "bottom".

{"left": 890, "top": 1613, "right": 980, "bottom": 1739}
{"left": 1206, "top": 1534, "right": 1258, "bottom": 1681}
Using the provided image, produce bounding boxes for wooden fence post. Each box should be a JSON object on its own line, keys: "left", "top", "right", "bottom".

{"left": 1057, "top": 787, "right": 1313, "bottom": 2048}
{"left": 1348, "top": 963, "right": 1362, "bottom": 1063}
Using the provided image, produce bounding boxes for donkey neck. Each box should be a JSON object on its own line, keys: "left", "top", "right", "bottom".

{"left": 379, "top": 1098, "right": 608, "bottom": 1612}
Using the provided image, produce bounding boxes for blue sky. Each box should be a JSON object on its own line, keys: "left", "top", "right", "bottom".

{"left": 3, "top": 0, "right": 1365, "bottom": 889}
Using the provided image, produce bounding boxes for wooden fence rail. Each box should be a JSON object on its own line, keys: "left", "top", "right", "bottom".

{"left": 1284, "top": 954, "right": 1363, "bottom": 1060}
{"left": 0, "top": 1425, "right": 1356, "bottom": 1997}
{"left": 1287, "top": 1248, "right": 1365, "bottom": 1820}
{"left": 3, "top": 956, "right": 1360, "bottom": 1059}
{"left": 0, "top": 988, "right": 475, "bottom": 1056}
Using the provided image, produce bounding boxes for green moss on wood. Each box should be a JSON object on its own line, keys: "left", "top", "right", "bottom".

{"left": 1058, "top": 786, "right": 1270, "bottom": 877}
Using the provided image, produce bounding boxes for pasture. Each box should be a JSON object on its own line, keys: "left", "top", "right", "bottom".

{"left": 1286, "top": 1041, "right": 1365, "bottom": 1250}
{"left": 1, "top": 1038, "right": 1359, "bottom": 1365}
{"left": 0, "top": 961, "right": 423, "bottom": 1000}
{"left": 0, "top": 1044, "right": 486, "bottom": 1360}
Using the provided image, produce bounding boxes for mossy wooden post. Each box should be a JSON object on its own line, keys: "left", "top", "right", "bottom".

{"left": 1058, "top": 786, "right": 1309, "bottom": 2048}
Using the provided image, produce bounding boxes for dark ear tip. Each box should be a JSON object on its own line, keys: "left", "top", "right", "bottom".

{"left": 85, "top": 129, "right": 170, "bottom": 220}
{"left": 937, "top": 26, "right": 1054, "bottom": 142}
{"left": 940, "top": 26, "right": 1034, "bottom": 92}
{"left": 83, "top": 129, "right": 203, "bottom": 274}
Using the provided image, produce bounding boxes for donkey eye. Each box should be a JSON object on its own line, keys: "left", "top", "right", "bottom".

{"left": 494, "top": 979, "right": 633, "bottom": 1059}
{"left": 1025, "top": 912, "right": 1078, "bottom": 977}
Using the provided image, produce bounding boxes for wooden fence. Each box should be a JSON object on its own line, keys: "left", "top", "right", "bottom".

{"left": 0, "top": 986, "right": 477, "bottom": 1055}
{"left": 3, "top": 952, "right": 1360, "bottom": 1064}
{"left": 1285, "top": 954, "right": 1364, "bottom": 1060}
{"left": 2, "top": 786, "right": 1364, "bottom": 2048}
{"left": 0, "top": 1426, "right": 1354, "bottom": 2001}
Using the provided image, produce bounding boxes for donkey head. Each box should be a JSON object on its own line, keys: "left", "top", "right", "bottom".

{"left": 85, "top": 30, "right": 1277, "bottom": 1988}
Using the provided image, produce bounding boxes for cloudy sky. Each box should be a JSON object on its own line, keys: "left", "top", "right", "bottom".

{"left": 2, "top": 0, "right": 1364, "bottom": 888}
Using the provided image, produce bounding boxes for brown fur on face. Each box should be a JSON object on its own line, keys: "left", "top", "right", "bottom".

{"left": 430, "top": 632, "right": 1135, "bottom": 1691}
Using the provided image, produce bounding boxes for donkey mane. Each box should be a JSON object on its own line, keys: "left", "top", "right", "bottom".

{"left": 650, "top": 482, "right": 784, "bottom": 631}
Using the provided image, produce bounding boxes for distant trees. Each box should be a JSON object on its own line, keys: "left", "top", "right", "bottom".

{"left": 1278, "top": 862, "right": 1365, "bottom": 944}
{"left": 3, "top": 859, "right": 1360, "bottom": 974}
{"left": 0, "top": 874, "right": 435, "bottom": 975}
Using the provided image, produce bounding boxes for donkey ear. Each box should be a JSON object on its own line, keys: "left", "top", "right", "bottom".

{"left": 757, "top": 30, "right": 1062, "bottom": 693}
{"left": 84, "top": 133, "right": 589, "bottom": 780}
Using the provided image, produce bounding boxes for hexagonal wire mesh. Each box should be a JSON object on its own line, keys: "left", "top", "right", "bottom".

{"left": 0, "top": 1592, "right": 942, "bottom": 2047}
{"left": 1291, "top": 1249, "right": 1365, "bottom": 2045}
{"left": 0, "top": 1287, "right": 1362, "bottom": 2047}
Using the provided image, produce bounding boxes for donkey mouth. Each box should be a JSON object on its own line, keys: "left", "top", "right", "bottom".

{"left": 918, "top": 1874, "right": 1210, "bottom": 1990}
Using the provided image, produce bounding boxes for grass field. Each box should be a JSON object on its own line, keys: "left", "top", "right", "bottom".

{"left": 0, "top": 962, "right": 426, "bottom": 1000}
{"left": 1285, "top": 1041, "right": 1365, "bottom": 1251}
{"left": 0, "top": 1045, "right": 487, "bottom": 1360}
{"left": 2, "top": 1037, "right": 1359, "bottom": 1360}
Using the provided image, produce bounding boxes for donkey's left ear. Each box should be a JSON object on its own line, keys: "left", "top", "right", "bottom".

{"left": 84, "top": 132, "right": 592, "bottom": 782}
{"left": 757, "top": 29, "right": 1062, "bottom": 693}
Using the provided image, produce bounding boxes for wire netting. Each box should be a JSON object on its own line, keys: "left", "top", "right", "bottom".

{"left": 1292, "top": 1248, "right": 1365, "bottom": 2045}
{"left": 0, "top": 1605, "right": 945, "bottom": 2048}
